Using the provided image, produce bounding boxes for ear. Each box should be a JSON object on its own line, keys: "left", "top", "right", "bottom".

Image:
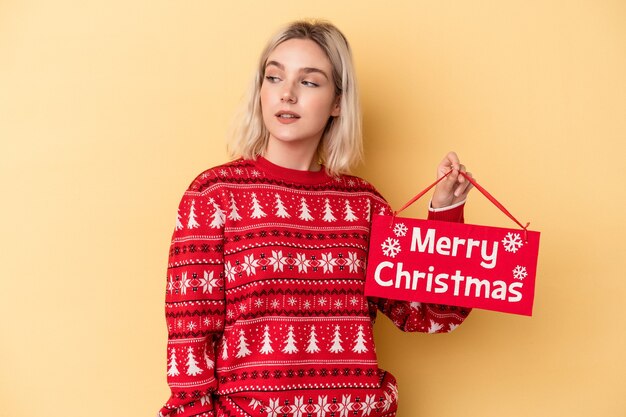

{"left": 330, "top": 95, "right": 341, "bottom": 117}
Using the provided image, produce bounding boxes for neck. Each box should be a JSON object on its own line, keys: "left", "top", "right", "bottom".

{"left": 263, "top": 138, "right": 322, "bottom": 171}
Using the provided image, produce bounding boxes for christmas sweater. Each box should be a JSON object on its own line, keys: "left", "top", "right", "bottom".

{"left": 159, "top": 157, "right": 471, "bottom": 417}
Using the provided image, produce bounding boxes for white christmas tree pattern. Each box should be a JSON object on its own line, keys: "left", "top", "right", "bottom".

{"left": 249, "top": 398, "right": 263, "bottom": 410}
{"left": 427, "top": 320, "right": 444, "bottom": 334}
{"left": 200, "top": 393, "right": 211, "bottom": 407}
{"left": 381, "top": 237, "right": 402, "bottom": 258}
{"left": 208, "top": 198, "right": 226, "bottom": 228}
{"left": 322, "top": 198, "right": 337, "bottom": 222}
{"left": 167, "top": 348, "right": 180, "bottom": 377}
{"left": 344, "top": 200, "right": 358, "bottom": 222}
{"left": 502, "top": 232, "right": 524, "bottom": 253}
{"left": 250, "top": 193, "right": 267, "bottom": 219}
{"left": 409, "top": 301, "right": 422, "bottom": 310}
{"left": 274, "top": 193, "right": 291, "bottom": 218}
{"left": 513, "top": 265, "right": 528, "bottom": 280}
{"left": 228, "top": 192, "right": 242, "bottom": 221}
{"left": 187, "top": 199, "right": 200, "bottom": 229}
{"left": 221, "top": 336, "right": 228, "bottom": 360}
{"left": 282, "top": 326, "right": 299, "bottom": 354}
{"left": 185, "top": 346, "right": 203, "bottom": 376}
{"left": 306, "top": 325, "right": 320, "bottom": 353}
{"left": 260, "top": 325, "right": 274, "bottom": 354}
{"left": 393, "top": 222, "right": 408, "bottom": 237}
{"left": 298, "top": 197, "right": 314, "bottom": 221}
{"left": 329, "top": 325, "right": 344, "bottom": 353}
{"left": 203, "top": 344, "right": 215, "bottom": 369}
{"left": 365, "top": 198, "right": 371, "bottom": 221}
{"left": 352, "top": 325, "right": 368, "bottom": 353}
{"left": 175, "top": 208, "right": 183, "bottom": 231}
{"left": 384, "top": 382, "right": 399, "bottom": 411}
{"left": 236, "top": 329, "right": 252, "bottom": 358}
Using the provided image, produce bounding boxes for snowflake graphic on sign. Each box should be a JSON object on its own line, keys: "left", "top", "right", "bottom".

{"left": 502, "top": 232, "right": 524, "bottom": 253}
{"left": 513, "top": 265, "right": 528, "bottom": 280}
{"left": 393, "top": 222, "right": 408, "bottom": 237}
{"left": 381, "top": 237, "right": 401, "bottom": 258}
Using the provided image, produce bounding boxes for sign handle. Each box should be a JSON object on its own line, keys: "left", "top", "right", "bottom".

{"left": 393, "top": 170, "right": 531, "bottom": 242}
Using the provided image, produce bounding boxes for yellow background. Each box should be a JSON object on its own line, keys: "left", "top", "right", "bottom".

{"left": 1, "top": 1, "right": 625, "bottom": 416}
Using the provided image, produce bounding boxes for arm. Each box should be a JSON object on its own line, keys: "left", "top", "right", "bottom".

{"left": 158, "top": 185, "right": 225, "bottom": 417}
{"left": 368, "top": 152, "right": 474, "bottom": 333}
{"left": 368, "top": 202, "right": 471, "bottom": 333}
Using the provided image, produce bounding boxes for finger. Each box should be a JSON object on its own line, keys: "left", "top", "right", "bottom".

{"left": 457, "top": 164, "right": 466, "bottom": 183}
{"left": 453, "top": 171, "right": 471, "bottom": 196}
{"left": 446, "top": 151, "right": 460, "bottom": 170}
{"left": 438, "top": 151, "right": 460, "bottom": 175}
{"left": 446, "top": 166, "right": 460, "bottom": 185}
{"left": 455, "top": 173, "right": 474, "bottom": 197}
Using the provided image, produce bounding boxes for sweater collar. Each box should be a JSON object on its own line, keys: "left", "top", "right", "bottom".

{"left": 251, "top": 156, "right": 334, "bottom": 185}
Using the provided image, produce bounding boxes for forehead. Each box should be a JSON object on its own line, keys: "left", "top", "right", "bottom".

{"left": 266, "top": 38, "right": 332, "bottom": 71}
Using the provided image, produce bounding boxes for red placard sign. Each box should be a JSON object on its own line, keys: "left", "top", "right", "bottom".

{"left": 365, "top": 171, "right": 540, "bottom": 316}
{"left": 365, "top": 215, "right": 540, "bottom": 315}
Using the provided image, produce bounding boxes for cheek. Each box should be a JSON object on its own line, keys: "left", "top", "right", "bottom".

{"left": 260, "top": 86, "right": 269, "bottom": 107}
{"left": 260, "top": 88, "right": 273, "bottom": 118}
{"left": 309, "top": 96, "right": 337, "bottom": 118}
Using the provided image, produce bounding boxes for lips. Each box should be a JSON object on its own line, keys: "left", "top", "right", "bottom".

{"left": 274, "top": 110, "right": 300, "bottom": 125}
{"left": 275, "top": 110, "right": 301, "bottom": 119}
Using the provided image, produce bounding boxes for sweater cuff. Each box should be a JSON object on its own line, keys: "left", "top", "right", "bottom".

{"left": 427, "top": 199, "right": 465, "bottom": 223}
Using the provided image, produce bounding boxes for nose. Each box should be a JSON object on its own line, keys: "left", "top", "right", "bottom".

{"left": 280, "top": 84, "right": 297, "bottom": 104}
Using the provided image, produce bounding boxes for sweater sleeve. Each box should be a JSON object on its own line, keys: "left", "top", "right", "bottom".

{"left": 367, "top": 196, "right": 472, "bottom": 334}
{"left": 158, "top": 184, "right": 225, "bottom": 417}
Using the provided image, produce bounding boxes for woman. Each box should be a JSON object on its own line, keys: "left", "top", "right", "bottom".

{"left": 159, "top": 19, "right": 472, "bottom": 417}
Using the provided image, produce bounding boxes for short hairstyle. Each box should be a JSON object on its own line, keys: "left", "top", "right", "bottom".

{"left": 227, "top": 19, "right": 362, "bottom": 176}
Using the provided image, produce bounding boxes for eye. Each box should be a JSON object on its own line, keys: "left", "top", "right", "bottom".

{"left": 302, "top": 80, "right": 319, "bottom": 87}
{"left": 265, "top": 75, "right": 280, "bottom": 83}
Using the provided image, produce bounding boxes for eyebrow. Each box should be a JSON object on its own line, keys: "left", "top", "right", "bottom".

{"left": 265, "top": 60, "right": 329, "bottom": 80}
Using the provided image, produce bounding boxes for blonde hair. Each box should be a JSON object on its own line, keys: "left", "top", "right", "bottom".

{"left": 227, "top": 19, "right": 362, "bottom": 176}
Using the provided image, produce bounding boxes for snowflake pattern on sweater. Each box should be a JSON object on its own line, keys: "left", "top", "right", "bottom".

{"left": 159, "top": 157, "right": 470, "bottom": 417}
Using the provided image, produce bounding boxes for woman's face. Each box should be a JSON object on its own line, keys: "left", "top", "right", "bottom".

{"left": 260, "top": 38, "right": 341, "bottom": 154}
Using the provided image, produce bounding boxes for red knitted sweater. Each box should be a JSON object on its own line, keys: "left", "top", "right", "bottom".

{"left": 159, "top": 157, "right": 471, "bottom": 417}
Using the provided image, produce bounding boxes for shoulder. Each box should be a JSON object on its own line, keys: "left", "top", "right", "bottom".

{"left": 336, "top": 173, "right": 386, "bottom": 200}
{"left": 186, "top": 158, "right": 255, "bottom": 193}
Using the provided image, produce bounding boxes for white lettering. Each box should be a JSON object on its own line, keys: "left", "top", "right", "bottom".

{"left": 508, "top": 282, "right": 523, "bottom": 302}
{"left": 491, "top": 280, "right": 507, "bottom": 300}
{"left": 410, "top": 228, "right": 499, "bottom": 269}
{"left": 412, "top": 270, "right": 426, "bottom": 290}
{"left": 465, "top": 276, "right": 490, "bottom": 298}
{"left": 450, "top": 270, "right": 464, "bottom": 296}
{"left": 451, "top": 237, "right": 466, "bottom": 256}
{"left": 395, "top": 262, "right": 411, "bottom": 290}
{"left": 434, "top": 273, "right": 449, "bottom": 293}
{"left": 410, "top": 227, "right": 435, "bottom": 252}
{"left": 426, "top": 266, "right": 435, "bottom": 291}
{"left": 374, "top": 262, "right": 394, "bottom": 287}
{"left": 480, "top": 242, "right": 499, "bottom": 269}
{"left": 373, "top": 264, "right": 524, "bottom": 308}
{"left": 465, "top": 239, "right": 481, "bottom": 258}
{"left": 435, "top": 237, "right": 451, "bottom": 255}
